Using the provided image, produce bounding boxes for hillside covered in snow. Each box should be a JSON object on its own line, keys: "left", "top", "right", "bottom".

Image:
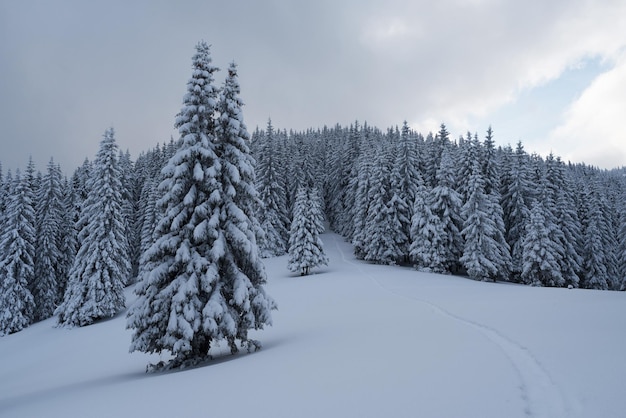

{"left": 1, "top": 232, "right": 624, "bottom": 418}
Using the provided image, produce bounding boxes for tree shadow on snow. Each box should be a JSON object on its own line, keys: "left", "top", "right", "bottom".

{"left": 0, "top": 370, "right": 148, "bottom": 415}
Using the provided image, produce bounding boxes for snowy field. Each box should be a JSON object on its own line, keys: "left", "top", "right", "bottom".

{"left": 1, "top": 232, "right": 624, "bottom": 418}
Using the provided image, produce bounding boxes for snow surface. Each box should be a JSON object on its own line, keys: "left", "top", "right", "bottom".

{"left": 1, "top": 232, "right": 624, "bottom": 417}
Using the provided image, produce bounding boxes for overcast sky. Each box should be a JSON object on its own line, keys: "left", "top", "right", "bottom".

{"left": 1, "top": 0, "right": 625, "bottom": 174}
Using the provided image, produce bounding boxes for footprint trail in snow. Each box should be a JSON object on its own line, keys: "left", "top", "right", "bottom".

{"left": 332, "top": 235, "right": 571, "bottom": 418}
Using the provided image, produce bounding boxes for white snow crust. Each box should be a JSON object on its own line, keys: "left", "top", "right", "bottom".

{"left": 0, "top": 232, "right": 624, "bottom": 417}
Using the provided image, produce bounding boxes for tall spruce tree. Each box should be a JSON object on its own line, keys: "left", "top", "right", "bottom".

{"left": 0, "top": 171, "right": 36, "bottom": 335}
{"left": 460, "top": 161, "right": 510, "bottom": 281}
{"left": 32, "top": 159, "right": 63, "bottom": 321}
{"left": 390, "top": 122, "right": 421, "bottom": 261}
{"left": 56, "top": 176, "right": 78, "bottom": 303}
{"left": 580, "top": 180, "right": 611, "bottom": 290}
{"left": 128, "top": 44, "right": 275, "bottom": 368}
{"left": 256, "top": 119, "right": 290, "bottom": 257}
{"left": 214, "top": 61, "right": 276, "bottom": 350}
{"left": 521, "top": 200, "right": 565, "bottom": 287}
{"left": 128, "top": 42, "right": 224, "bottom": 365}
{"left": 55, "top": 128, "right": 130, "bottom": 327}
{"left": 119, "top": 150, "right": 140, "bottom": 283}
{"left": 409, "top": 183, "right": 447, "bottom": 273}
{"left": 501, "top": 142, "right": 533, "bottom": 280}
{"left": 288, "top": 185, "right": 328, "bottom": 275}
{"left": 363, "top": 143, "right": 402, "bottom": 264}
{"left": 429, "top": 149, "right": 464, "bottom": 273}
{"left": 544, "top": 155, "right": 582, "bottom": 287}
{"left": 351, "top": 143, "right": 375, "bottom": 259}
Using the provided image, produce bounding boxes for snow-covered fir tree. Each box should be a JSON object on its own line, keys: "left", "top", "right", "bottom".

{"left": 288, "top": 185, "right": 328, "bottom": 275}
{"left": 455, "top": 132, "right": 480, "bottom": 203}
{"left": 56, "top": 176, "right": 78, "bottom": 303}
{"left": 423, "top": 124, "right": 450, "bottom": 188}
{"left": 460, "top": 161, "right": 511, "bottom": 281}
{"left": 55, "top": 128, "right": 130, "bottom": 327}
{"left": 362, "top": 143, "right": 403, "bottom": 264}
{"left": 128, "top": 44, "right": 275, "bottom": 368}
{"left": 429, "top": 148, "right": 464, "bottom": 273}
{"left": 327, "top": 122, "right": 359, "bottom": 235}
{"left": 481, "top": 126, "right": 500, "bottom": 195}
{"left": 138, "top": 178, "right": 160, "bottom": 256}
{"left": 580, "top": 180, "right": 612, "bottom": 290}
{"left": 500, "top": 142, "right": 532, "bottom": 280}
{"left": 32, "top": 159, "right": 63, "bottom": 321}
{"left": 255, "top": 119, "right": 290, "bottom": 257}
{"left": 119, "top": 149, "right": 140, "bottom": 283}
{"left": 520, "top": 200, "right": 565, "bottom": 287}
{"left": 214, "top": 61, "right": 276, "bottom": 351}
{"left": 351, "top": 139, "right": 375, "bottom": 259}
{"left": 543, "top": 154, "right": 582, "bottom": 287}
{"left": 409, "top": 183, "right": 447, "bottom": 273}
{"left": 389, "top": 122, "right": 420, "bottom": 261}
{"left": 0, "top": 171, "right": 37, "bottom": 335}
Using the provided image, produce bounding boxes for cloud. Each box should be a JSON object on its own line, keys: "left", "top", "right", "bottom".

{"left": 547, "top": 53, "right": 626, "bottom": 168}
{"left": 1, "top": 0, "right": 626, "bottom": 172}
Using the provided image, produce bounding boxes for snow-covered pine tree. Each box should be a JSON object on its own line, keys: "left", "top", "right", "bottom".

{"left": 351, "top": 142, "right": 374, "bottom": 259}
{"left": 128, "top": 42, "right": 224, "bottom": 365}
{"left": 481, "top": 126, "right": 500, "bottom": 195}
{"left": 71, "top": 158, "right": 92, "bottom": 213}
{"left": 56, "top": 176, "right": 78, "bottom": 303}
{"left": 129, "top": 44, "right": 275, "bottom": 368}
{"left": 256, "top": 119, "right": 290, "bottom": 257}
{"left": 460, "top": 161, "right": 507, "bottom": 281}
{"left": 429, "top": 148, "right": 464, "bottom": 273}
{"left": 32, "top": 159, "right": 63, "bottom": 321}
{"left": 363, "top": 142, "right": 403, "bottom": 264}
{"left": 214, "top": 61, "right": 276, "bottom": 350}
{"left": 128, "top": 42, "right": 223, "bottom": 365}
{"left": 423, "top": 124, "right": 450, "bottom": 188}
{"left": 288, "top": 185, "right": 329, "bottom": 275}
{"left": 119, "top": 149, "right": 140, "bottom": 284}
{"left": 520, "top": 200, "right": 565, "bottom": 287}
{"left": 500, "top": 142, "right": 532, "bottom": 280}
{"left": 327, "top": 122, "right": 359, "bottom": 234}
{"left": 0, "top": 171, "right": 37, "bottom": 335}
{"left": 138, "top": 178, "right": 160, "bottom": 256}
{"left": 455, "top": 132, "right": 480, "bottom": 204}
{"left": 55, "top": 128, "right": 130, "bottom": 327}
{"left": 390, "top": 121, "right": 421, "bottom": 261}
{"left": 409, "top": 183, "right": 447, "bottom": 273}
{"left": 580, "top": 180, "right": 611, "bottom": 290}
{"left": 487, "top": 188, "right": 512, "bottom": 281}
{"left": 544, "top": 154, "right": 582, "bottom": 287}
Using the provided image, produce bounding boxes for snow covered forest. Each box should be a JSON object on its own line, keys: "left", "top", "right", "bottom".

{"left": 249, "top": 120, "right": 626, "bottom": 291}
{"left": 1, "top": 41, "right": 625, "bottom": 345}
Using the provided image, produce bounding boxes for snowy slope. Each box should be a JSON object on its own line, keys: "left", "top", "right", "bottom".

{"left": 0, "top": 232, "right": 624, "bottom": 418}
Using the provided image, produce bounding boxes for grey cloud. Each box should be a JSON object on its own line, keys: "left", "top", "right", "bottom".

{"left": 1, "top": 0, "right": 624, "bottom": 172}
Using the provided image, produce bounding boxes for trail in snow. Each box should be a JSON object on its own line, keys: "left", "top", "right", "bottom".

{"left": 330, "top": 234, "right": 570, "bottom": 418}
